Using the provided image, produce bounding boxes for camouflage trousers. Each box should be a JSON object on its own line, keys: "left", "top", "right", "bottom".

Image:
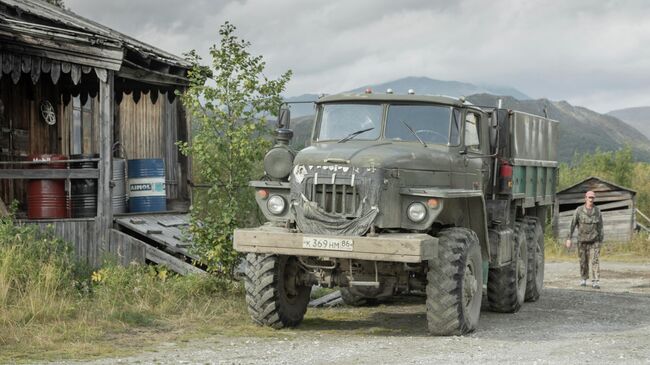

{"left": 578, "top": 241, "right": 601, "bottom": 281}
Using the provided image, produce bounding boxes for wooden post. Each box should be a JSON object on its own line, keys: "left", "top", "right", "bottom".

{"left": 179, "top": 101, "right": 192, "bottom": 204}
{"left": 96, "top": 70, "right": 114, "bottom": 266}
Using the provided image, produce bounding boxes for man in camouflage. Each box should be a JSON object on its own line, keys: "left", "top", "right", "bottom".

{"left": 565, "top": 190, "right": 604, "bottom": 289}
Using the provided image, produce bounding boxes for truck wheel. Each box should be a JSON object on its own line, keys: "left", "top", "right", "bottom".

{"left": 426, "top": 227, "right": 483, "bottom": 336}
{"left": 244, "top": 253, "right": 311, "bottom": 329}
{"left": 340, "top": 287, "right": 379, "bottom": 306}
{"left": 487, "top": 221, "right": 527, "bottom": 313}
{"left": 524, "top": 217, "right": 544, "bottom": 302}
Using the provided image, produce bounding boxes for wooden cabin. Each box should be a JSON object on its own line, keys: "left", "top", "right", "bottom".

{"left": 0, "top": 0, "right": 202, "bottom": 274}
{"left": 553, "top": 177, "right": 637, "bottom": 243}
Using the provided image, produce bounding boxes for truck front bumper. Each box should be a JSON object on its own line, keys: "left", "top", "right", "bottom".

{"left": 234, "top": 226, "right": 437, "bottom": 263}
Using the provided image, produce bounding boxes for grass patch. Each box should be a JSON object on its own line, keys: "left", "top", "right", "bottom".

{"left": 0, "top": 216, "right": 279, "bottom": 363}
{"left": 2, "top": 209, "right": 648, "bottom": 363}
{"left": 545, "top": 232, "right": 650, "bottom": 262}
{"left": 310, "top": 286, "right": 337, "bottom": 300}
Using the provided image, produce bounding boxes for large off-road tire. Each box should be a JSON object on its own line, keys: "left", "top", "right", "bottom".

{"left": 524, "top": 217, "right": 545, "bottom": 302}
{"left": 244, "top": 254, "right": 311, "bottom": 329}
{"left": 487, "top": 221, "right": 528, "bottom": 313}
{"left": 340, "top": 287, "right": 379, "bottom": 306}
{"left": 426, "top": 227, "right": 483, "bottom": 336}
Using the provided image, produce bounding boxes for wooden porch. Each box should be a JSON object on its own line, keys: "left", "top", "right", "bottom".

{"left": 0, "top": 0, "right": 201, "bottom": 273}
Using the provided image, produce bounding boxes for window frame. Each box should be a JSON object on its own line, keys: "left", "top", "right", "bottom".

{"left": 313, "top": 102, "right": 385, "bottom": 142}
{"left": 463, "top": 110, "right": 481, "bottom": 151}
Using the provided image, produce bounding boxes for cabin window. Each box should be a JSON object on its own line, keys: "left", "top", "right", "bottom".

{"left": 71, "top": 96, "right": 95, "bottom": 154}
{"left": 385, "top": 104, "right": 452, "bottom": 145}
{"left": 464, "top": 112, "right": 480, "bottom": 150}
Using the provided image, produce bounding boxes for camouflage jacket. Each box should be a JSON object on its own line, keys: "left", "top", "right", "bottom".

{"left": 567, "top": 205, "right": 604, "bottom": 243}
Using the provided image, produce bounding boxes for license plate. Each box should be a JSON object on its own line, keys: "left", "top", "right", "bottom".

{"left": 302, "top": 237, "right": 354, "bottom": 251}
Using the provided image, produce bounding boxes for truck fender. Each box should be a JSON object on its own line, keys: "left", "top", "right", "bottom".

{"left": 463, "top": 195, "right": 490, "bottom": 260}
{"left": 399, "top": 188, "right": 490, "bottom": 260}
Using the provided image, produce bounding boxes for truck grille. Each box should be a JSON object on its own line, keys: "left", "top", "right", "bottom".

{"left": 305, "top": 178, "right": 360, "bottom": 217}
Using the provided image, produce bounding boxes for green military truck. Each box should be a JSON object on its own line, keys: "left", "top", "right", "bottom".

{"left": 234, "top": 91, "right": 558, "bottom": 335}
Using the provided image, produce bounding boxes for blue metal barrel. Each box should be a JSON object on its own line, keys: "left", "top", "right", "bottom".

{"left": 127, "top": 158, "right": 166, "bottom": 212}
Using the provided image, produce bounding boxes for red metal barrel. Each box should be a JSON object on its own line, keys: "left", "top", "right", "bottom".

{"left": 27, "top": 154, "right": 68, "bottom": 219}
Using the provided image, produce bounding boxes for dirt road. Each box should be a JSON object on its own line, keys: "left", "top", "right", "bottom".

{"left": 72, "top": 261, "right": 650, "bottom": 364}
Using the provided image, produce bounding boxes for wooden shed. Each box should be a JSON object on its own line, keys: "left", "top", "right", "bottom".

{"left": 0, "top": 0, "right": 203, "bottom": 274}
{"left": 553, "top": 177, "right": 636, "bottom": 242}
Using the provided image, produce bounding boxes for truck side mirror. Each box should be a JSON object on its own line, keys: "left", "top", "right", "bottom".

{"left": 278, "top": 105, "right": 291, "bottom": 129}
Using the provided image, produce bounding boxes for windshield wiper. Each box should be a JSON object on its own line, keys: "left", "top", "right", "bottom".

{"left": 401, "top": 121, "right": 427, "bottom": 147}
{"left": 337, "top": 127, "right": 374, "bottom": 143}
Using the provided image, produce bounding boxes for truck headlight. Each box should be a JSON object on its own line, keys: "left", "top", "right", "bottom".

{"left": 267, "top": 195, "right": 286, "bottom": 215}
{"left": 407, "top": 202, "right": 427, "bottom": 223}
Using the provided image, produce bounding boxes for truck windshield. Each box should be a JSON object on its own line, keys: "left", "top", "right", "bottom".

{"left": 316, "top": 104, "right": 382, "bottom": 141}
{"left": 385, "top": 104, "right": 452, "bottom": 145}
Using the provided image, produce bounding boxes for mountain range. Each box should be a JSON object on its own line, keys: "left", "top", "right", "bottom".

{"left": 607, "top": 106, "right": 650, "bottom": 140}
{"left": 285, "top": 76, "right": 530, "bottom": 118}
{"left": 284, "top": 76, "right": 650, "bottom": 163}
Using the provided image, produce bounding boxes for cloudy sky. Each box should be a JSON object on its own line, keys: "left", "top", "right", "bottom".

{"left": 66, "top": 0, "right": 650, "bottom": 113}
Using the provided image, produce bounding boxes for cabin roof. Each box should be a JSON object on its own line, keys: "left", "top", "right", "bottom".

{"left": 558, "top": 176, "right": 637, "bottom": 196}
{"left": 0, "top": 0, "right": 190, "bottom": 86}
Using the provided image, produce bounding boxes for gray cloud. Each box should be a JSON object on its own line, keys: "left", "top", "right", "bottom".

{"left": 66, "top": 0, "right": 650, "bottom": 112}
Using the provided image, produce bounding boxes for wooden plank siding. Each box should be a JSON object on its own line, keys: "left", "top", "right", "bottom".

{"left": 553, "top": 177, "right": 637, "bottom": 242}
{"left": 118, "top": 92, "right": 164, "bottom": 160}
{"left": 26, "top": 220, "right": 146, "bottom": 267}
{"left": 557, "top": 209, "right": 635, "bottom": 243}
{"left": 0, "top": 76, "right": 62, "bottom": 208}
{"left": 110, "top": 229, "right": 147, "bottom": 266}
{"left": 117, "top": 92, "right": 184, "bottom": 201}
{"left": 163, "top": 98, "right": 180, "bottom": 200}
{"left": 1, "top": 86, "right": 189, "bottom": 215}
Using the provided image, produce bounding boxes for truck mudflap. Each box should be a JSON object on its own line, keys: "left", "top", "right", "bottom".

{"left": 234, "top": 226, "right": 438, "bottom": 263}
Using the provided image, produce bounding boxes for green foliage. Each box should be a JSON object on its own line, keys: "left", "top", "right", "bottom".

{"left": 558, "top": 145, "right": 650, "bottom": 221}
{"left": 178, "top": 22, "right": 291, "bottom": 275}
{"left": 559, "top": 145, "right": 634, "bottom": 189}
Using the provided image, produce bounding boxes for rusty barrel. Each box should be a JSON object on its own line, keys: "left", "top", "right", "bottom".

{"left": 27, "top": 154, "right": 68, "bottom": 219}
{"left": 70, "top": 154, "right": 98, "bottom": 218}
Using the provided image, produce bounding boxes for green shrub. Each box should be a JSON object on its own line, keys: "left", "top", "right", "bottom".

{"left": 179, "top": 22, "right": 291, "bottom": 275}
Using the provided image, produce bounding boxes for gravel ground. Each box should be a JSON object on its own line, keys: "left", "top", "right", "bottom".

{"left": 65, "top": 261, "right": 650, "bottom": 365}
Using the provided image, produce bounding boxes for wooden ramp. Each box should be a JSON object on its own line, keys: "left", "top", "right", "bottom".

{"left": 115, "top": 213, "right": 205, "bottom": 275}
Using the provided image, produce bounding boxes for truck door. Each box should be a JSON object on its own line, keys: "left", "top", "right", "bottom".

{"left": 463, "top": 111, "right": 485, "bottom": 190}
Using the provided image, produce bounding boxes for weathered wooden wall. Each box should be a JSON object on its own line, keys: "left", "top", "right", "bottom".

{"left": 557, "top": 208, "right": 635, "bottom": 242}
{"left": 0, "top": 75, "right": 63, "bottom": 208}
{"left": 554, "top": 178, "right": 636, "bottom": 242}
{"left": 60, "top": 96, "right": 99, "bottom": 156}
{"left": 118, "top": 92, "right": 164, "bottom": 160}
{"left": 116, "top": 92, "right": 186, "bottom": 202}
{"left": 1, "top": 82, "right": 190, "bottom": 213}
{"left": 26, "top": 219, "right": 146, "bottom": 267}
{"left": 110, "top": 229, "right": 147, "bottom": 266}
